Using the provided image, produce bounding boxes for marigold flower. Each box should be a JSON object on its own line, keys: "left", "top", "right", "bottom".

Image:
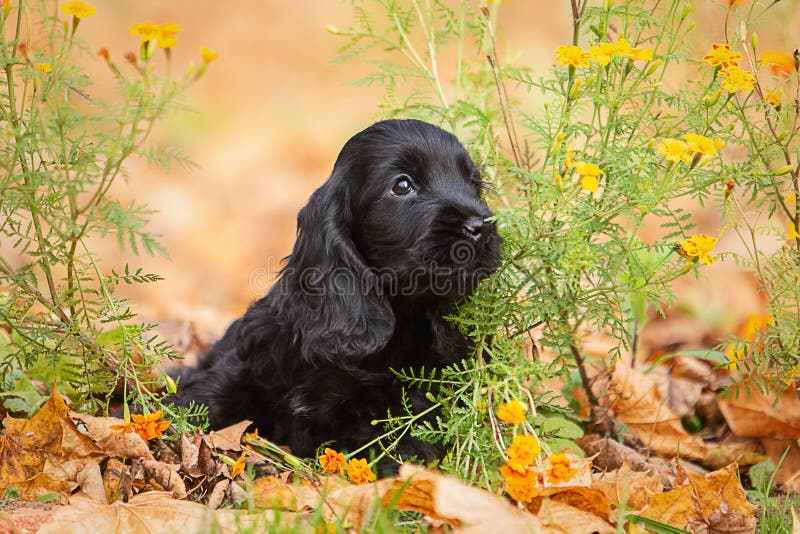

{"left": 505, "top": 434, "right": 541, "bottom": 474}
{"left": 35, "top": 62, "right": 52, "bottom": 74}
{"left": 564, "top": 149, "right": 575, "bottom": 170}
{"left": 129, "top": 22, "right": 159, "bottom": 42}
{"left": 589, "top": 42, "right": 616, "bottom": 66}
{"left": 682, "top": 133, "right": 725, "bottom": 156}
{"left": 129, "top": 22, "right": 182, "bottom": 49}
{"left": 230, "top": 451, "right": 247, "bottom": 478}
{"left": 546, "top": 453, "right": 577, "bottom": 484}
{"left": 496, "top": 400, "right": 527, "bottom": 425}
{"left": 573, "top": 161, "right": 604, "bottom": 179}
{"left": 657, "top": 138, "right": 693, "bottom": 164}
{"left": 719, "top": 67, "right": 755, "bottom": 93}
{"left": 703, "top": 43, "right": 741, "bottom": 69}
{"left": 785, "top": 192, "right": 796, "bottom": 205}
{"left": 580, "top": 175, "right": 599, "bottom": 193}
{"left": 761, "top": 51, "right": 795, "bottom": 78}
{"left": 345, "top": 458, "right": 376, "bottom": 485}
{"left": 630, "top": 47, "right": 654, "bottom": 61}
{"left": 60, "top": 0, "right": 96, "bottom": 19}
{"left": 554, "top": 45, "right": 591, "bottom": 68}
{"left": 110, "top": 410, "right": 171, "bottom": 440}
{"left": 318, "top": 448, "right": 345, "bottom": 475}
{"left": 499, "top": 463, "right": 539, "bottom": 503}
{"left": 677, "top": 234, "right": 717, "bottom": 265}
{"left": 200, "top": 46, "right": 219, "bottom": 64}
{"left": 764, "top": 88, "right": 782, "bottom": 109}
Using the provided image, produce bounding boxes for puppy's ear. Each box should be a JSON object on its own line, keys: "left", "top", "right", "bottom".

{"left": 272, "top": 169, "right": 394, "bottom": 364}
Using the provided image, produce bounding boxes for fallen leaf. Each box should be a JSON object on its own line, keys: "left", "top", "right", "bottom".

{"left": 208, "top": 420, "right": 252, "bottom": 452}
{"left": 251, "top": 475, "right": 296, "bottom": 509}
{"left": 323, "top": 478, "right": 396, "bottom": 531}
{"left": 639, "top": 462, "right": 756, "bottom": 533}
{"left": 592, "top": 465, "right": 662, "bottom": 511}
{"left": 71, "top": 412, "right": 154, "bottom": 461}
{"left": 37, "top": 490, "right": 303, "bottom": 533}
{"left": 528, "top": 486, "right": 612, "bottom": 521}
{"left": 536, "top": 498, "right": 615, "bottom": 534}
{"left": 718, "top": 380, "right": 800, "bottom": 439}
{"left": 605, "top": 362, "right": 708, "bottom": 460}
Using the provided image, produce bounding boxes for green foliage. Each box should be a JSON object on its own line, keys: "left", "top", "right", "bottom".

{"left": 334, "top": 0, "right": 800, "bottom": 495}
{"left": 0, "top": 1, "right": 207, "bottom": 426}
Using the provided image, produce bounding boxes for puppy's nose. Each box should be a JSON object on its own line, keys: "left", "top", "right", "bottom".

{"left": 463, "top": 216, "right": 491, "bottom": 244}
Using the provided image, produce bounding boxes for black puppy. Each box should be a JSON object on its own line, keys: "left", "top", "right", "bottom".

{"left": 172, "top": 119, "right": 501, "bottom": 467}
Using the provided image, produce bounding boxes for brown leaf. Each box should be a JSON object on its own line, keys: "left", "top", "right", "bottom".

{"left": 536, "top": 498, "right": 615, "bottom": 534}
{"left": 381, "top": 464, "right": 542, "bottom": 534}
{"left": 142, "top": 460, "right": 187, "bottom": 498}
{"left": 592, "top": 464, "right": 663, "bottom": 511}
{"left": 718, "top": 380, "right": 800, "bottom": 439}
{"left": 639, "top": 463, "right": 756, "bottom": 533}
{"left": 605, "top": 362, "right": 708, "bottom": 460}
{"left": 37, "top": 490, "right": 303, "bottom": 533}
{"left": 71, "top": 412, "right": 154, "bottom": 461}
{"left": 760, "top": 438, "right": 800, "bottom": 492}
{"left": 103, "top": 457, "right": 132, "bottom": 502}
{"left": 529, "top": 486, "right": 611, "bottom": 521}
{"left": 322, "top": 478, "right": 396, "bottom": 531}
{"left": 208, "top": 420, "right": 252, "bottom": 452}
{"left": 251, "top": 475, "right": 297, "bottom": 509}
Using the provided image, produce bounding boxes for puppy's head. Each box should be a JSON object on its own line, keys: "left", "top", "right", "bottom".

{"left": 274, "top": 119, "right": 501, "bottom": 364}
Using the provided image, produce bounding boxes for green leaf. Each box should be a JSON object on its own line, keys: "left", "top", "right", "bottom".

{"left": 624, "top": 514, "right": 691, "bottom": 534}
{"left": 541, "top": 416, "right": 584, "bottom": 439}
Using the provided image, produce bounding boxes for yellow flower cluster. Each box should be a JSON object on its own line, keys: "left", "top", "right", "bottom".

{"left": 677, "top": 234, "right": 717, "bottom": 265}
{"left": 702, "top": 44, "right": 754, "bottom": 93}
{"left": 499, "top": 434, "right": 541, "bottom": 502}
{"left": 317, "top": 449, "right": 375, "bottom": 485}
{"left": 129, "top": 22, "right": 183, "bottom": 49}
{"left": 496, "top": 399, "right": 527, "bottom": 425}
{"left": 546, "top": 453, "right": 577, "bottom": 484}
{"left": 656, "top": 133, "right": 725, "bottom": 165}
{"left": 555, "top": 38, "right": 653, "bottom": 68}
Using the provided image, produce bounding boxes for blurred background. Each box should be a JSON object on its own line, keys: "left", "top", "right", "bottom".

{"left": 76, "top": 1, "right": 798, "bottom": 338}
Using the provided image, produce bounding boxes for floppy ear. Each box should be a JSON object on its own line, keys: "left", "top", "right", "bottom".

{"left": 265, "top": 169, "right": 395, "bottom": 365}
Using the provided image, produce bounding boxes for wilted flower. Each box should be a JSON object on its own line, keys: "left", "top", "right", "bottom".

{"left": 110, "top": 410, "right": 171, "bottom": 440}
{"left": 230, "top": 451, "right": 247, "bottom": 478}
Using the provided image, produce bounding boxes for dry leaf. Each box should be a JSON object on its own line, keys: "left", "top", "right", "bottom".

{"left": 71, "top": 412, "right": 154, "bottom": 461}
{"left": 323, "top": 478, "right": 396, "bottom": 531}
{"left": 529, "top": 486, "right": 611, "bottom": 521}
{"left": 605, "top": 362, "right": 708, "bottom": 460}
{"left": 38, "top": 490, "right": 303, "bottom": 534}
{"left": 592, "top": 465, "right": 662, "bottom": 511}
{"left": 639, "top": 463, "right": 756, "bottom": 533}
{"left": 536, "top": 498, "right": 615, "bottom": 534}
{"left": 251, "top": 475, "right": 296, "bottom": 509}
{"left": 718, "top": 380, "right": 800, "bottom": 439}
{"left": 208, "top": 420, "right": 252, "bottom": 451}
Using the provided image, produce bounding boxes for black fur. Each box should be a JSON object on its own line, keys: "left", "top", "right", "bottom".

{"left": 171, "top": 119, "right": 501, "bottom": 469}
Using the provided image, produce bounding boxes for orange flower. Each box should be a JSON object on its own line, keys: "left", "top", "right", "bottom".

{"left": 496, "top": 400, "right": 527, "bottom": 425}
{"left": 499, "top": 463, "right": 539, "bottom": 503}
{"left": 200, "top": 46, "right": 219, "bottom": 64}
{"left": 110, "top": 410, "right": 171, "bottom": 440}
{"left": 719, "top": 67, "right": 755, "bottom": 93}
{"left": 230, "top": 451, "right": 247, "bottom": 478}
{"left": 506, "top": 434, "right": 541, "bottom": 474}
{"left": 318, "top": 448, "right": 345, "bottom": 475}
{"left": 546, "top": 453, "right": 577, "bottom": 484}
{"left": 129, "top": 22, "right": 182, "bottom": 49}
{"left": 677, "top": 234, "right": 717, "bottom": 265}
{"left": 345, "top": 458, "right": 376, "bottom": 485}
{"left": 703, "top": 43, "right": 742, "bottom": 69}
{"left": 35, "top": 62, "right": 52, "bottom": 73}
{"left": 761, "top": 51, "right": 795, "bottom": 78}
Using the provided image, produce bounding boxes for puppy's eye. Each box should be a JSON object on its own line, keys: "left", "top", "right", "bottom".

{"left": 391, "top": 175, "right": 415, "bottom": 196}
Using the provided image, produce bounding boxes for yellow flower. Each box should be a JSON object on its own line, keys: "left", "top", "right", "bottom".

{"left": 230, "top": 451, "right": 247, "bottom": 479}
{"left": 785, "top": 192, "right": 796, "bottom": 205}
{"left": 506, "top": 434, "right": 541, "bottom": 474}
{"left": 345, "top": 458, "right": 376, "bottom": 485}
{"left": 129, "top": 22, "right": 182, "bottom": 49}
{"left": 573, "top": 161, "right": 603, "bottom": 179}
{"left": 200, "top": 46, "right": 219, "bottom": 64}
{"left": 761, "top": 51, "right": 795, "bottom": 78}
{"left": 35, "top": 62, "right": 52, "bottom": 74}
{"left": 702, "top": 43, "right": 742, "bottom": 69}
{"left": 589, "top": 42, "right": 616, "bottom": 66}
{"left": 611, "top": 37, "right": 634, "bottom": 58}
{"left": 110, "top": 410, "right": 171, "bottom": 440}
{"left": 789, "top": 221, "right": 800, "bottom": 240}
{"left": 554, "top": 45, "right": 591, "bottom": 68}
{"left": 631, "top": 47, "right": 654, "bottom": 61}
{"left": 546, "top": 453, "right": 577, "bottom": 484}
{"left": 499, "top": 463, "right": 539, "bottom": 503}
{"left": 719, "top": 67, "right": 755, "bottom": 93}
{"left": 764, "top": 88, "right": 782, "bottom": 109}
{"left": 580, "top": 175, "right": 599, "bottom": 193}
{"left": 318, "top": 448, "right": 345, "bottom": 475}
{"left": 682, "top": 133, "right": 725, "bottom": 156}
{"left": 657, "top": 138, "right": 693, "bottom": 163}
{"left": 496, "top": 400, "right": 527, "bottom": 425}
{"left": 677, "top": 234, "right": 717, "bottom": 265}
{"left": 60, "top": 0, "right": 96, "bottom": 18}
{"left": 725, "top": 313, "right": 773, "bottom": 370}
{"left": 564, "top": 149, "right": 575, "bottom": 170}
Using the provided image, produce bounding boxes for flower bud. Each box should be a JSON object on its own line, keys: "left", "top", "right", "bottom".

{"left": 555, "top": 173, "right": 563, "bottom": 192}
{"left": 123, "top": 402, "right": 131, "bottom": 424}
{"left": 645, "top": 59, "right": 663, "bottom": 76}
{"left": 681, "top": 3, "right": 691, "bottom": 21}
{"left": 569, "top": 78, "right": 584, "bottom": 99}
{"left": 703, "top": 89, "right": 722, "bottom": 107}
{"left": 775, "top": 164, "right": 794, "bottom": 176}
{"left": 164, "top": 374, "right": 177, "bottom": 394}
{"left": 750, "top": 32, "right": 759, "bottom": 51}
{"left": 603, "top": 0, "right": 615, "bottom": 10}
{"left": 425, "top": 391, "right": 436, "bottom": 402}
